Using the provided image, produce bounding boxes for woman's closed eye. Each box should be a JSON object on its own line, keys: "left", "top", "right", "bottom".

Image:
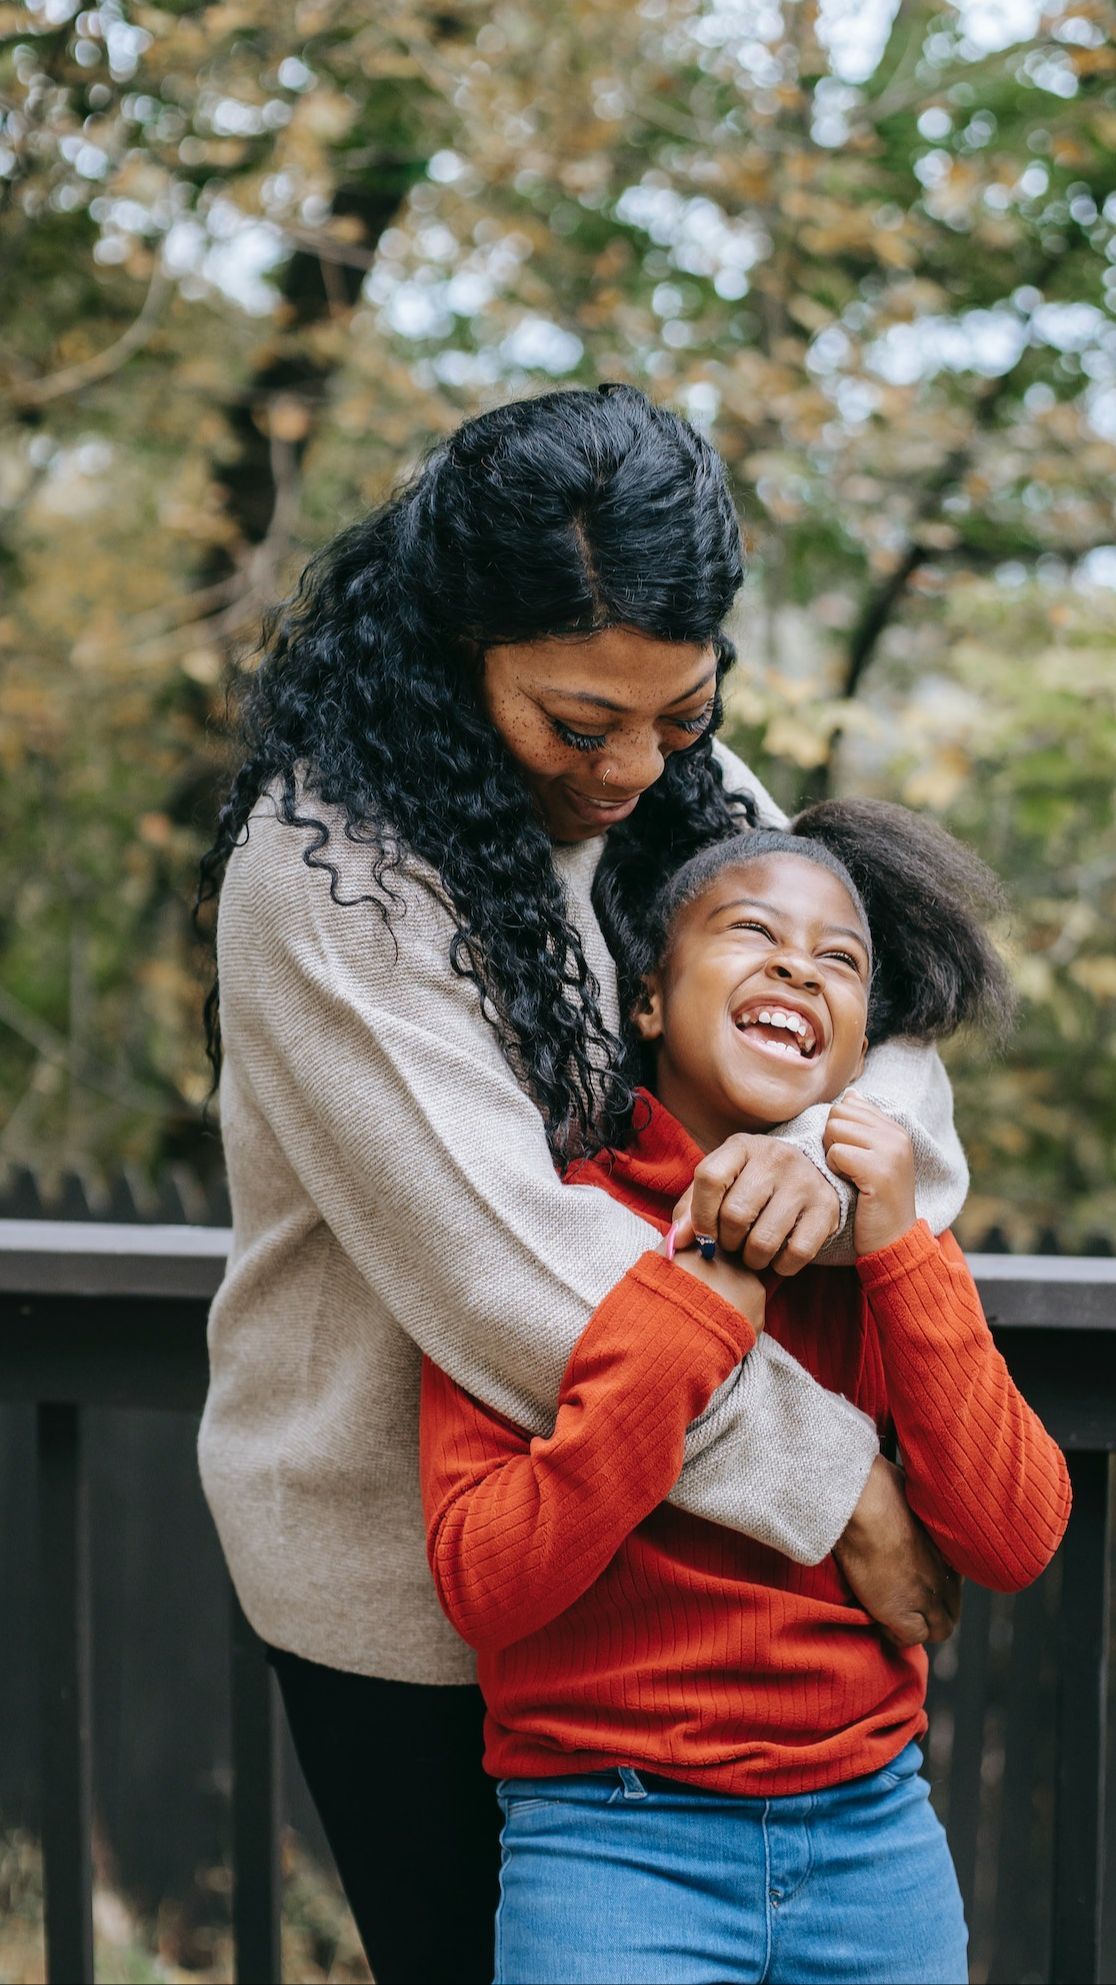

{"left": 670, "top": 700, "right": 716, "bottom": 737}
{"left": 549, "top": 700, "right": 715, "bottom": 754}
{"left": 551, "top": 718, "right": 605, "bottom": 752}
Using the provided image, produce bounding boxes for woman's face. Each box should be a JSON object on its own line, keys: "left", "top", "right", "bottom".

{"left": 635, "top": 853, "right": 871, "bottom": 1151}
{"left": 481, "top": 626, "right": 717, "bottom": 843}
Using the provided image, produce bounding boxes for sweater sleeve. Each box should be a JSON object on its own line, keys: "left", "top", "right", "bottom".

{"left": 422, "top": 1251, "right": 755, "bottom": 1651}
{"left": 218, "top": 799, "right": 878, "bottom": 1567}
{"left": 857, "top": 1222, "right": 1072, "bottom": 1590}
{"left": 712, "top": 740, "right": 969, "bottom": 1255}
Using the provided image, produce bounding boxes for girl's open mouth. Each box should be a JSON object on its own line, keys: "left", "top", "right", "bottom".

{"left": 733, "top": 1005, "right": 819, "bottom": 1060}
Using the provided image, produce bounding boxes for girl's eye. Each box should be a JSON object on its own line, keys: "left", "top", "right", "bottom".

{"left": 824, "top": 950, "right": 862, "bottom": 971}
{"left": 551, "top": 718, "right": 606, "bottom": 753}
{"left": 730, "top": 920, "right": 775, "bottom": 940}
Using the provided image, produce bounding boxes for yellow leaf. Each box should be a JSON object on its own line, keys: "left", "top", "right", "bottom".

{"left": 139, "top": 812, "right": 173, "bottom": 849}
{"left": 1013, "top": 956, "right": 1056, "bottom": 1004}
{"left": 181, "top": 648, "right": 222, "bottom": 685}
{"left": 763, "top": 713, "right": 829, "bottom": 769}
{"left": 1069, "top": 957, "right": 1116, "bottom": 1001}
{"left": 787, "top": 295, "right": 833, "bottom": 333}
{"left": 901, "top": 747, "right": 972, "bottom": 809}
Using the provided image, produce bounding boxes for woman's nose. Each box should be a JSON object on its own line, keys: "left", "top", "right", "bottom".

{"left": 598, "top": 730, "right": 665, "bottom": 795}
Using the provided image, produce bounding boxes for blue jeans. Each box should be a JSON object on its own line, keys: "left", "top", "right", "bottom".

{"left": 495, "top": 1741, "right": 968, "bottom": 1984}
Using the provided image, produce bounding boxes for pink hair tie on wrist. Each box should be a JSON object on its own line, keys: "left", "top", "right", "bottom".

{"left": 663, "top": 1223, "right": 677, "bottom": 1262}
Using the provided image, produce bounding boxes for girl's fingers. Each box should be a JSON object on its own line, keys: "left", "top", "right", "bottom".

{"left": 823, "top": 1113, "right": 879, "bottom": 1152}
{"left": 824, "top": 1140, "right": 874, "bottom": 1185}
{"left": 828, "top": 1097, "right": 885, "bottom": 1130}
{"left": 827, "top": 1094, "right": 881, "bottom": 1124}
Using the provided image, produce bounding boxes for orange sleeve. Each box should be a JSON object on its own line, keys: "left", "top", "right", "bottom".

{"left": 857, "top": 1223, "right": 1071, "bottom": 1591}
{"left": 420, "top": 1250, "right": 755, "bottom": 1653}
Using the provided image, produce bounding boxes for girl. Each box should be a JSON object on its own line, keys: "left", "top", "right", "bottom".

{"left": 421, "top": 798, "right": 1071, "bottom": 1985}
{"left": 199, "top": 386, "right": 966, "bottom": 1983}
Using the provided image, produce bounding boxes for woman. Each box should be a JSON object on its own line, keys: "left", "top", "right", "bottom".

{"left": 197, "top": 386, "right": 966, "bottom": 1984}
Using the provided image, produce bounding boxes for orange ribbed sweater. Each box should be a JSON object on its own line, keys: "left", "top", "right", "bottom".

{"left": 420, "top": 1094, "right": 1070, "bottom": 1796}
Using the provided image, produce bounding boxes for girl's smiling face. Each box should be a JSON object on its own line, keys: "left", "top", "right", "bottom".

{"left": 634, "top": 852, "right": 872, "bottom": 1151}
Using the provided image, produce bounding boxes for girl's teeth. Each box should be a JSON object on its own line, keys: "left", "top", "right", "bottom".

{"left": 736, "top": 1007, "right": 818, "bottom": 1056}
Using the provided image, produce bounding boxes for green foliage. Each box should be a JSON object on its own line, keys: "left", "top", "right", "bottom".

{"left": 2, "top": 0, "right": 1115, "bottom": 1241}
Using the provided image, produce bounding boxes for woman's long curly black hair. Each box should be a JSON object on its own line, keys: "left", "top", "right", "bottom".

{"left": 198, "top": 385, "right": 756, "bottom": 1158}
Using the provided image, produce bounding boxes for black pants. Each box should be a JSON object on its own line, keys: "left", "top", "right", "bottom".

{"left": 269, "top": 1645, "right": 502, "bottom": 1985}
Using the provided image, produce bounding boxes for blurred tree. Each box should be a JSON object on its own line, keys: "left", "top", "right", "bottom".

{"left": 1, "top": 0, "right": 1114, "bottom": 1241}
{"left": 0, "top": 1, "right": 455, "bottom": 1177}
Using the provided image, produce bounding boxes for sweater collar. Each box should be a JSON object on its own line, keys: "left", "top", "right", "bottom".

{"left": 550, "top": 834, "right": 605, "bottom": 890}
{"left": 601, "top": 1091, "right": 707, "bottom": 1210}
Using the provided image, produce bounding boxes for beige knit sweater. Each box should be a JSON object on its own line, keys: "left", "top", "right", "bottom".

{"left": 198, "top": 741, "right": 968, "bottom": 1683}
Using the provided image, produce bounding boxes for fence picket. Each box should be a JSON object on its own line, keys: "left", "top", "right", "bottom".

{"left": 36, "top": 1402, "right": 94, "bottom": 1985}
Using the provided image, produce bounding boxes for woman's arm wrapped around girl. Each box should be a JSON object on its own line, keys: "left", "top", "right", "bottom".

{"left": 422, "top": 1248, "right": 765, "bottom": 1652}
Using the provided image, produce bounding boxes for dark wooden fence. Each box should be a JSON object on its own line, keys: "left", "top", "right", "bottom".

{"left": 1, "top": 1220, "right": 1113, "bottom": 1985}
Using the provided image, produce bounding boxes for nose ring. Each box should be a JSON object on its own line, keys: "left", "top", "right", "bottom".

{"left": 601, "top": 765, "right": 612, "bottom": 786}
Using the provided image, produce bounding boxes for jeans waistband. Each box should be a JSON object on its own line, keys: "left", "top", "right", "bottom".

{"left": 613, "top": 1766, "right": 708, "bottom": 1799}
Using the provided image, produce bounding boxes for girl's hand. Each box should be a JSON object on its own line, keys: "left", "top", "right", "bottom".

{"left": 662, "top": 1231, "right": 767, "bottom": 1335}
{"left": 823, "top": 1093, "right": 917, "bottom": 1257}
{"left": 671, "top": 1135, "right": 841, "bottom": 1276}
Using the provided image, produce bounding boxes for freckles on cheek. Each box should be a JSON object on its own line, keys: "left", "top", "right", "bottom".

{"left": 489, "top": 693, "right": 529, "bottom": 753}
{"left": 499, "top": 705, "right": 557, "bottom": 778}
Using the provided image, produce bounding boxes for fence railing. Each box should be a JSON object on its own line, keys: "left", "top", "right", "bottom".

{"left": 1, "top": 1220, "right": 1113, "bottom": 1985}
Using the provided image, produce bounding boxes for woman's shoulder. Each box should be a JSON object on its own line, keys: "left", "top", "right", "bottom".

{"left": 711, "top": 739, "right": 788, "bottom": 829}
{"left": 219, "top": 782, "right": 453, "bottom": 953}
{"left": 213, "top": 784, "right": 528, "bottom": 1065}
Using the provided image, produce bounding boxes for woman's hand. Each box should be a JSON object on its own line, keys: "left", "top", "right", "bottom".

{"left": 664, "top": 1233, "right": 767, "bottom": 1336}
{"left": 823, "top": 1093, "right": 917, "bottom": 1256}
{"left": 834, "top": 1455, "right": 961, "bottom": 1646}
{"left": 671, "top": 1134, "right": 841, "bottom": 1276}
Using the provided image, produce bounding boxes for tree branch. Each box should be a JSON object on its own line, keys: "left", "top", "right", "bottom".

{"left": 8, "top": 257, "right": 172, "bottom": 410}
{"left": 803, "top": 252, "right": 1072, "bottom": 799}
{"left": 128, "top": 424, "right": 301, "bottom": 661}
{"left": 0, "top": 985, "right": 165, "bottom": 1114}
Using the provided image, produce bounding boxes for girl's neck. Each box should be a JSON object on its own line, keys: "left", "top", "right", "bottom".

{"left": 650, "top": 1067, "right": 772, "bottom": 1152}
